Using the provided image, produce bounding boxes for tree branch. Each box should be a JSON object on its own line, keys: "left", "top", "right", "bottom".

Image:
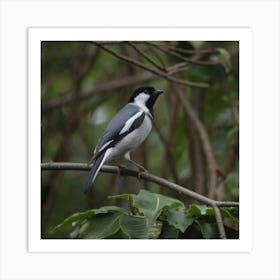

{"left": 175, "top": 86, "right": 219, "bottom": 199}
{"left": 90, "top": 42, "right": 209, "bottom": 88}
{"left": 145, "top": 41, "right": 220, "bottom": 66}
{"left": 41, "top": 162, "right": 239, "bottom": 239}
{"left": 126, "top": 41, "right": 167, "bottom": 72}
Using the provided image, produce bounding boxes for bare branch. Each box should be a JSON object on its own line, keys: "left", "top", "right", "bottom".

{"left": 41, "top": 162, "right": 238, "bottom": 207}
{"left": 213, "top": 205, "right": 227, "bottom": 239}
{"left": 126, "top": 41, "right": 166, "bottom": 72}
{"left": 90, "top": 41, "right": 209, "bottom": 88}
{"left": 98, "top": 41, "right": 217, "bottom": 55}
{"left": 157, "top": 42, "right": 219, "bottom": 55}
{"left": 145, "top": 41, "right": 220, "bottom": 66}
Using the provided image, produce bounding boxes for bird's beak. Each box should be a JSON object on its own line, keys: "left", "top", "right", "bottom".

{"left": 155, "top": 89, "right": 164, "bottom": 95}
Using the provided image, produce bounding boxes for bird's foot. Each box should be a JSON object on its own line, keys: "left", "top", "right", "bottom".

{"left": 137, "top": 166, "right": 148, "bottom": 181}
{"left": 114, "top": 160, "right": 127, "bottom": 176}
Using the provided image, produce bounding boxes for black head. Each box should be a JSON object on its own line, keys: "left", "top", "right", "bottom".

{"left": 128, "top": 86, "right": 164, "bottom": 113}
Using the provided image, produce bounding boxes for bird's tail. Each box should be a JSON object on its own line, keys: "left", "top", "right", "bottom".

{"left": 83, "top": 150, "right": 109, "bottom": 193}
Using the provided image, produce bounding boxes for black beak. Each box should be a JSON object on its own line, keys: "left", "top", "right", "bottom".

{"left": 155, "top": 89, "right": 164, "bottom": 95}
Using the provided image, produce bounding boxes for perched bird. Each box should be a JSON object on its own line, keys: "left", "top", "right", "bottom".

{"left": 83, "top": 86, "right": 164, "bottom": 193}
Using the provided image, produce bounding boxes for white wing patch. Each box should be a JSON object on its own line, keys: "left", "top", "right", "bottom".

{"left": 97, "top": 139, "right": 114, "bottom": 153}
{"left": 119, "top": 111, "right": 143, "bottom": 135}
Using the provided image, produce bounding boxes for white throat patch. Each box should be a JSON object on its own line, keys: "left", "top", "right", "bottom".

{"left": 134, "top": 92, "right": 150, "bottom": 113}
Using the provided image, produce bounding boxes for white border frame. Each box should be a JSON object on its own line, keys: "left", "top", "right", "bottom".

{"left": 28, "top": 27, "right": 252, "bottom": 253}
{"left": 1, "top": 0, "right": 280, "bottom": 279}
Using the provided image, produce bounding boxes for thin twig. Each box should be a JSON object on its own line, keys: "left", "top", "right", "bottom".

{"left": 126, "top": 41, "right": 166, "bottom": 72}
{"left": 98, "top": 41, "right": 217, "bottom": 55}
{"left": 145, "top": 42, "right": 220, "bottom": 66}
{"left": 154, "top": 42, "right": 219, "bottom": 55}
{"left": 90, "top": 41, "right": 209, "bottom": 88}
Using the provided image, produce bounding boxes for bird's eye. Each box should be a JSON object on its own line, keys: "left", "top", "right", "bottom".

{"left": 144, "top": 89, "right": 148, "bottom": 94}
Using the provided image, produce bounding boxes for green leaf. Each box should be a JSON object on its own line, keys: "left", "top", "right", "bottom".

{"left": 53, "top": 206, "right": 127, "bottom": 232}
{"left": 216, "top": 47, "right": 231, "bottom": 73}
{"left": 159, "top": 223, "right": 180, "bottom": 239}
{"left": 108, "top": 193, "right": 133, "bottom": 201}
{"left": 133, "top": 189, "right": 184, "bottom": 222}
{"left": 167, "top": 208, "right": 194, "bottom": 233}
{"left": 119, "top": 215, "right": 162, "bottom": 239}
{"left": 196, "top": 221, "right": 219, "bottom": 239}
{"left": 79, "top": 213, "right": 122, "bottom": 239}
{"left": 108, "top": 193, "right": 137, "bottom": 214}
{"left": 205, "top": 207, "right": 238, "bottom": 221}
{"left": 69, "top": 225, "right": 81, "bottom": 239}
{"left": 188, "top": 204, "right": 208, "bottom": 216}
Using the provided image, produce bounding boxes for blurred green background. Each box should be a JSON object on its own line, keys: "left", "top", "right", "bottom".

{"left": 41, "top": 41, "right": 239, "bottom": 238}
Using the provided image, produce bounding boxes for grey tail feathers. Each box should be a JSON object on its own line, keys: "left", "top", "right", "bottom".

{"left": 83, "top": 152, "right": 106, "bottom": 193}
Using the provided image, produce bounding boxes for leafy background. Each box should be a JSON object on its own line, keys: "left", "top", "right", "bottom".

{"left": 41, "top": 41, "right": 239, "bottom": 239}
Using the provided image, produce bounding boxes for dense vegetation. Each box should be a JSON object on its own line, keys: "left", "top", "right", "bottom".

{"left": 41, "top": 41, "right": 239, "bottom": 239}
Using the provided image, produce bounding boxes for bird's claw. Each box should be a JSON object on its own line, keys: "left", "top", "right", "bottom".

{"left": 116, "top": 163, "right": 126, "bottom": 176}
{"left": 137, "top": 167, "right": 148, "bottom": 181}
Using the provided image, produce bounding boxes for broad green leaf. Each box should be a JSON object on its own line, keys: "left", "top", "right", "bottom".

{"left": 196, "top": 221, "right": 219, "bottom": 239}
{"left": 204, "top": 208, "right": 225, "bottom": 222}
{"left": 53, "top": 206, "right": 127, "bottom": 232}
{"left": 69, "top": 226, "right": 81, "bottom": 239}
{"left": 133, "top": 189, "right": 184, "bottom": 222}
{"left": 108, "top": 193, "right": 137, "bottom": 214}
{"left": 159, "top": 223, "right": 180, "bottom": 239}
{"left": 119, "top": 215, "right": 162, "bottom": 239}
{"left": 205, "top": 208, "right": 215, "bottom": 216}
{"left": 167, "top": 209, "right": 194, "bottom": 233}
{"left": 205, "top": 207, "right": 238, "bottom": 221}
{"left": 79, "top": 213, "right": 122, "bottom": 239}
{"left": 188, "top": 204, "right": 208, "bottom": 216}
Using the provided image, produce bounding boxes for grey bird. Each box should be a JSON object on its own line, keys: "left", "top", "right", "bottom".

{"left": 83, "top": 86, "right": 164, "bottom": 193}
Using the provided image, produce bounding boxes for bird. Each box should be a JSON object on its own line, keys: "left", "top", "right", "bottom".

{"left": 83, "top": 86, "right": 164, "bottom": 193}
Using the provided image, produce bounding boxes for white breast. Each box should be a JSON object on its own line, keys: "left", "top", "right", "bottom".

{"left": 107, "top": 114, "right": 152, "bottom": 161}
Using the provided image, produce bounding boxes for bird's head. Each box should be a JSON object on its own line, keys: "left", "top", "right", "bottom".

{"left": 129, "top": 86, "right": 164, "bottom": 111}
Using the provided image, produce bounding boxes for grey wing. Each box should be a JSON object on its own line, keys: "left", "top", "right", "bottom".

{"left": 92, "top": 103, "right": 145, "bottom": 158}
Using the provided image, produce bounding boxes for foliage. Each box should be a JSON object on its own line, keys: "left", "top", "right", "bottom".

{"left": 52, "top": 190, "right": 239, "bottom": 239}
{"left": 41, "top": 41, "right": 239, "bottom": 238}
